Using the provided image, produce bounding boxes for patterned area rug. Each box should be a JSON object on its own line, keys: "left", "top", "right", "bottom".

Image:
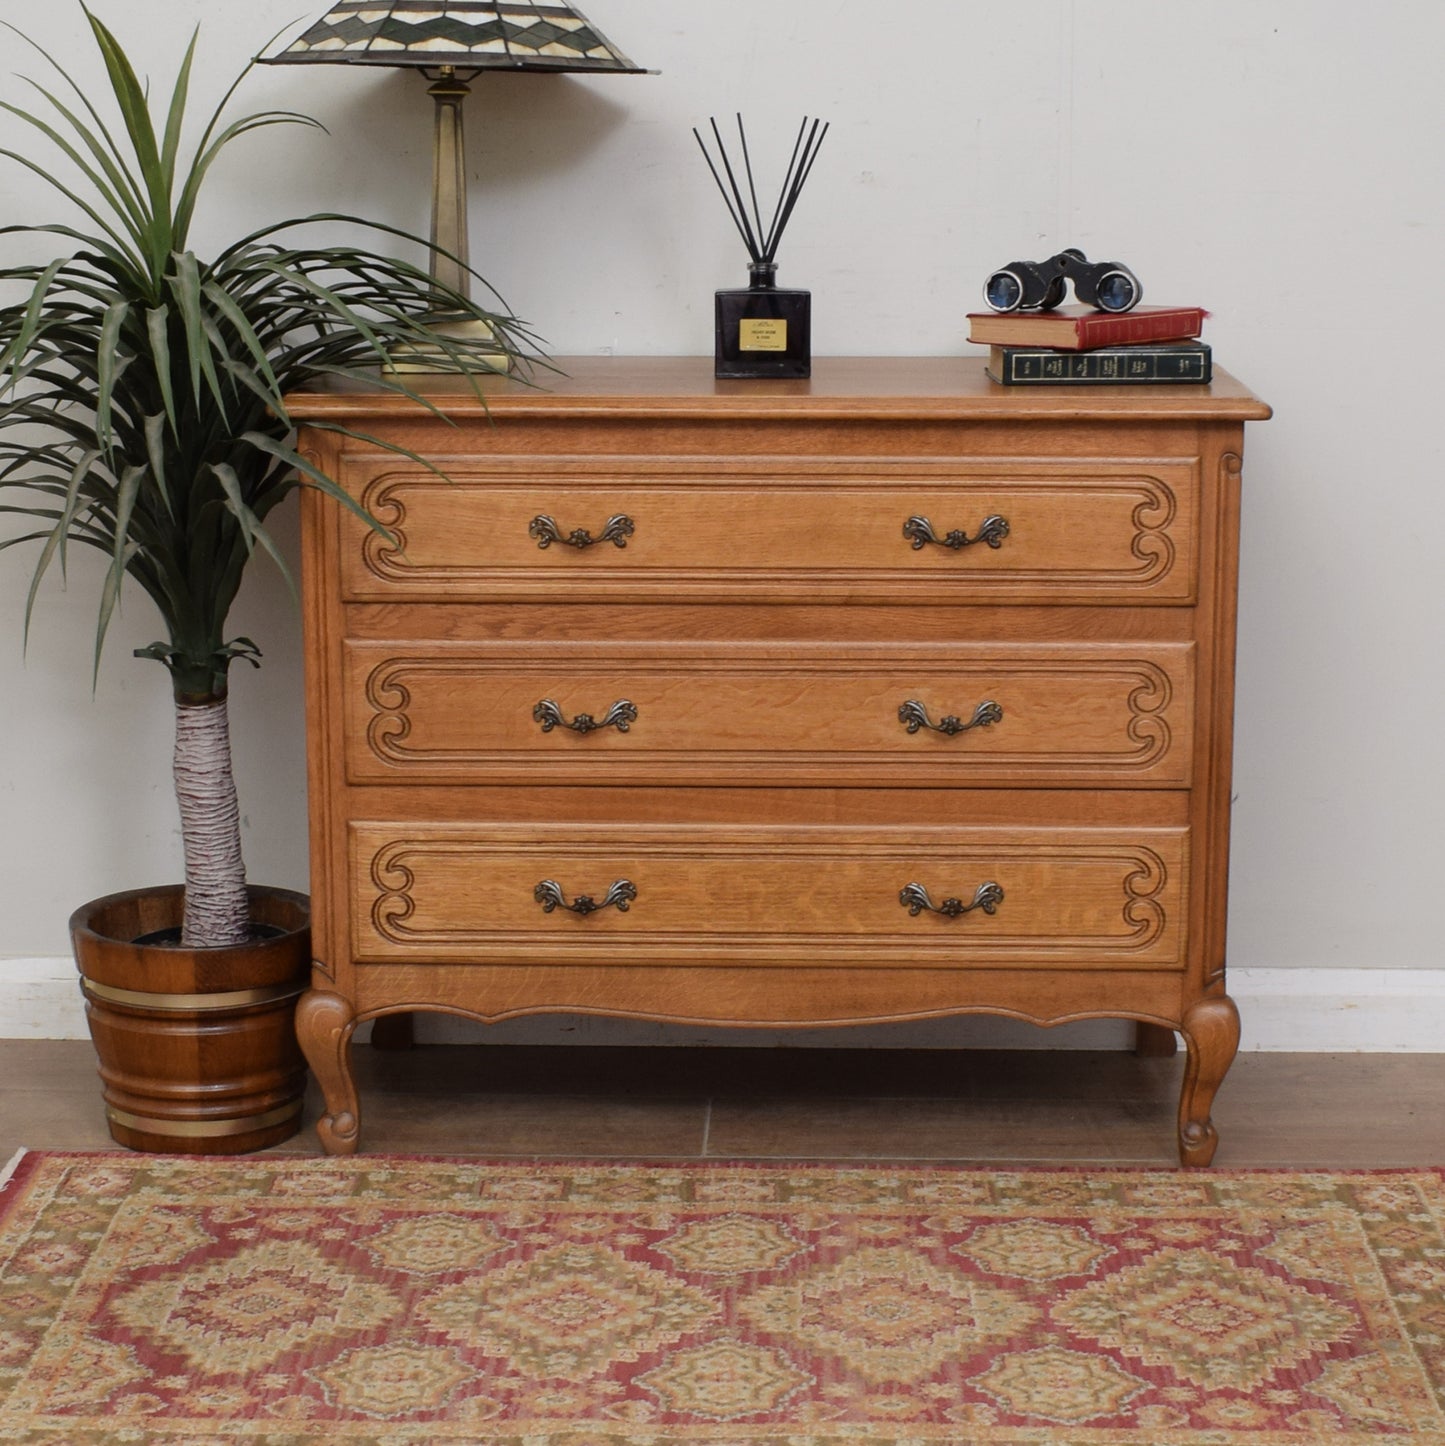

{"left": 1, "top": 1152, "right": 1442, "bottom": 1444}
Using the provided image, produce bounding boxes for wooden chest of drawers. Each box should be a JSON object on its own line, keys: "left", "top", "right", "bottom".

{"left": 291, "top": 356, "right": 1270, "bottom": 1164}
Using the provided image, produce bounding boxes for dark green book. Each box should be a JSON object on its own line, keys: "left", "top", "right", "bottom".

{"left": 987, "top": 341, "right": 1212, "bottom": 385}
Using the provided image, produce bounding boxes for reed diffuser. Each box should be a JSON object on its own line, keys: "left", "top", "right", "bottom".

{"left": 694, "top": 114, "right": 828, "bottom": 379}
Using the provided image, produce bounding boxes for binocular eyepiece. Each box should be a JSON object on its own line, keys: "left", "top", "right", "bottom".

{"left": 983, "top": 249, "right": 1142, "bottom": 314}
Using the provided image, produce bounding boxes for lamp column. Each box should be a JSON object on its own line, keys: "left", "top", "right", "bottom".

{"left": 427, "top": 66, "right": 472, "bottom": 301}
{"left": 401, "top": 65, "right": 507, "bottom": 372}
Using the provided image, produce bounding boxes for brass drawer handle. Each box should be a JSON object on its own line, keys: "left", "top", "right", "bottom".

{"left": 529, "top": 513, "right": 635, "bottom": 550}
{"left": 534, "top": 879, "right": 637, "bottom": 916}
{"left": 899, "top": 881, "right": 1004, "bottom": 918}
{"left": 533, "top": 699, "right": 638, "bottom": 735}
{"left": 903, "top": 514, "right": 1009, "bottom": 551}
{"left": 899, "top": 699, "right": 1003, "bottom": 736}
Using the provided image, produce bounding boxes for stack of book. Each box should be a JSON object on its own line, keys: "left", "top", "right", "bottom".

{"left": 967, "top": 304, "right": 1211, "bottom": 386}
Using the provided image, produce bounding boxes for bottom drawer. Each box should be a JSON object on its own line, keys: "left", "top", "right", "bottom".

{"left": 350, "top": 822, "right": 1188, "bottom": 971}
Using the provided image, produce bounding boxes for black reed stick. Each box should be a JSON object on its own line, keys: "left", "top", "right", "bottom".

{"left": 694, "top": 115, "right": 828, "bottom": 267}
{"left": 710, "top": 116, "right": 761, "bottom": 261}
{"left": 692, "top": 129, "right": 758, "bottom": 260}
{"left": 737, "top": 115, "right": 766, "bottom": 252}
{"left": 760, "top": 116, "right": 811, "bottom": 265}
{"left": 765, "top": 119, "right": 828, "bottom": 263}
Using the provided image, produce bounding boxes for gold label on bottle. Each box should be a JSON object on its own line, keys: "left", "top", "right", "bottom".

{"left": 739, "top": 318, "right": 788, "bottom": 351}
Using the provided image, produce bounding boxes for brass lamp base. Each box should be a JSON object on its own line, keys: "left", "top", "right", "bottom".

{"left": 383, "top": 317, "right": 513, "bottom": 375}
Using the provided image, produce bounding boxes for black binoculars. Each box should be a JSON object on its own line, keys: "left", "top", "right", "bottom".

{"left": 983, "top": 249, "right": 1142, "bottom": 314}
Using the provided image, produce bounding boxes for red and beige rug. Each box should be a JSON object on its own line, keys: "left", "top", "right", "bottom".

{"left": 1, "top": 1150, "right": 1442, "bottom": 1443}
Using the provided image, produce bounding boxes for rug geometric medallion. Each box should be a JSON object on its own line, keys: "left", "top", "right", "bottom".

{"left": 1, "top": 1151, "right": 1442, "bottom": 1443}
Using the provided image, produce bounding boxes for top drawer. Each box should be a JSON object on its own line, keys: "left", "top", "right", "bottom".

{"left": 335, "top": 456, "right": 1200, "bottom": 606}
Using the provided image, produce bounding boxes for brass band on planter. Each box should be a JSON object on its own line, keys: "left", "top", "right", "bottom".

{"left": 106, "top": 1100, "right": 303, "bottom": 1138}
{"left": 81, "top": 978, "right": 307, "bottom": 1012}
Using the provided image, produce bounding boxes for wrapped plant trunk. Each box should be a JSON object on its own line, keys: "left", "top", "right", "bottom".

{"left": 174, "top": 696, "right": 248, "bottom": 946}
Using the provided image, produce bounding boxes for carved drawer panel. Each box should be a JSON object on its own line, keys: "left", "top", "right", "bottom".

{"left": 348, "top": 822, "right": 1189, "bottom": 971}
{"left": 335, "top": 456, "right": 1199, "bottom": 605}
{"left": 342, "top": 640, "right": 1196, "bottom": 788}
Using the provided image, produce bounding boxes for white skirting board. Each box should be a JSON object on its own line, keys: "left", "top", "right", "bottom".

{"left": 4, "top": 958, "right": 1443, "bottom": 1051}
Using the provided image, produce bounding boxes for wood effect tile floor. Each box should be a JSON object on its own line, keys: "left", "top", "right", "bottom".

{"left": 3, "top": 1041, "right": 1442, "bottom": 1168}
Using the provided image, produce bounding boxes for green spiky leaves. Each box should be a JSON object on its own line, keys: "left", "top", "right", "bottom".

{"left": 0, "top": 8, "right": 542, "bottom": 700}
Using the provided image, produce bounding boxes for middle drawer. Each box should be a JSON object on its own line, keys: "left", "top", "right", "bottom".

{"left": 343, "top": 640, "right": 1195, "bottom": 788}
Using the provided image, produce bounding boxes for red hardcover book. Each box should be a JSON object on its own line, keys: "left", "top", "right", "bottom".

{"left": 966, "top": 304, "right": 1208, "bottom": 352}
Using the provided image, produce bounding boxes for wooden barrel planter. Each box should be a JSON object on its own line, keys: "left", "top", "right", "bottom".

{"left": 70, "top": 884, "right": 310, "bottom": 1154}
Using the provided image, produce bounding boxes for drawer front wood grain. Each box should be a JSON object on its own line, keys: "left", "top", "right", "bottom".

{"left": 336, "top": 456, "right": 1199, "bottom": 605}
{"left": 343, "top": 641, "right": 1196, "bottom": 788}
{"left": 349, "top": 822, "right": 1189, "bottom": 970}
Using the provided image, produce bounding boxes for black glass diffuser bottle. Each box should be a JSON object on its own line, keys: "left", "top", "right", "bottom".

{"left": 716, "top": 261, "right": 811, "bottom": 379}
{"left": 695, "top": 115, "right": 828, "bottom": 381}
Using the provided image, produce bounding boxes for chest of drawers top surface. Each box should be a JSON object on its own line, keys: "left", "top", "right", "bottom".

{"left": 287, "top": 355, "right": 1270, "bottom": 425}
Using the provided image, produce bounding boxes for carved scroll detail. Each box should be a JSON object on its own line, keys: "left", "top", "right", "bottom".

{"left": 358, "top": 478, "right": 412, "bottom": 580}
{"left": 1119, "top": 846, "right": 1171, "bottom": 949}
{"left": 1123, "top": 662, "right": 1174, "bottom": 765}
{"left": 1129, "top": 484, "right": 1178, "bottom": 580}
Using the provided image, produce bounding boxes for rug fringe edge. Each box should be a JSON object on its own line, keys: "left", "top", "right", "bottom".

{"left": 0, "top": 1148, "right": 27, "bottom": 1193}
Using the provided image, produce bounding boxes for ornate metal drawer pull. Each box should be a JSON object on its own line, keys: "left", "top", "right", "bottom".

{"left": 899, "top": 699, "right": 1004, "bottom": 736}
{"left": 533, "top": 699, "right": 638, "bottom": 735}
{"left": 529, "top": 513, "right": 635, "bottom": 550}
{"left": 899, "top": 881, "right": 1004, "bottom": 918}
{"left": 534, "top": 879, "right": 637, "bottom": 916}
{"left": 903, "top": 514, "right": 1010, "bottom": 551}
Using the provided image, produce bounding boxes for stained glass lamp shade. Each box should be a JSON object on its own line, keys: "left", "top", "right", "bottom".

{"left": 261, "top": 3, "right": 651, "bottom": 361}
{"left": 264, "top": 1, "right": 648, "bottom": 73}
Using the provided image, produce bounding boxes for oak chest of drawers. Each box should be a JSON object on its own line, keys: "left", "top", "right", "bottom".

{"left": 291, "top": 356, "right": 1270, "bottom": 1164}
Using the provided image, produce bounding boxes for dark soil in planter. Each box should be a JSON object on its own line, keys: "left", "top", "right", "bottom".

{"left": 134, "top": 923, "right": 286, "bottom": 948}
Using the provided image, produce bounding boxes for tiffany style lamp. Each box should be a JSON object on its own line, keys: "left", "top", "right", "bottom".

{"left": 262, "top": 2, "right": 651, "bottom": 366}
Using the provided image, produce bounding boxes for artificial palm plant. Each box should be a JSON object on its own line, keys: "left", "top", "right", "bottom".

{"left": 0, "top": 7, "right": 536, "bottom": 948}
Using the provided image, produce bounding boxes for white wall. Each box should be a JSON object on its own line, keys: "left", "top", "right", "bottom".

{"left": 3, "top": 1, "right": 1443, "bottom": 1039}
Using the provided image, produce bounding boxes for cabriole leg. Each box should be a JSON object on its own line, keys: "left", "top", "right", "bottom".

{"left": 296, "top": 988, "right": 361, "bottom": 1155}
{"left": 1177, "top": 994, "right": 1240, "bottom": 1167}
